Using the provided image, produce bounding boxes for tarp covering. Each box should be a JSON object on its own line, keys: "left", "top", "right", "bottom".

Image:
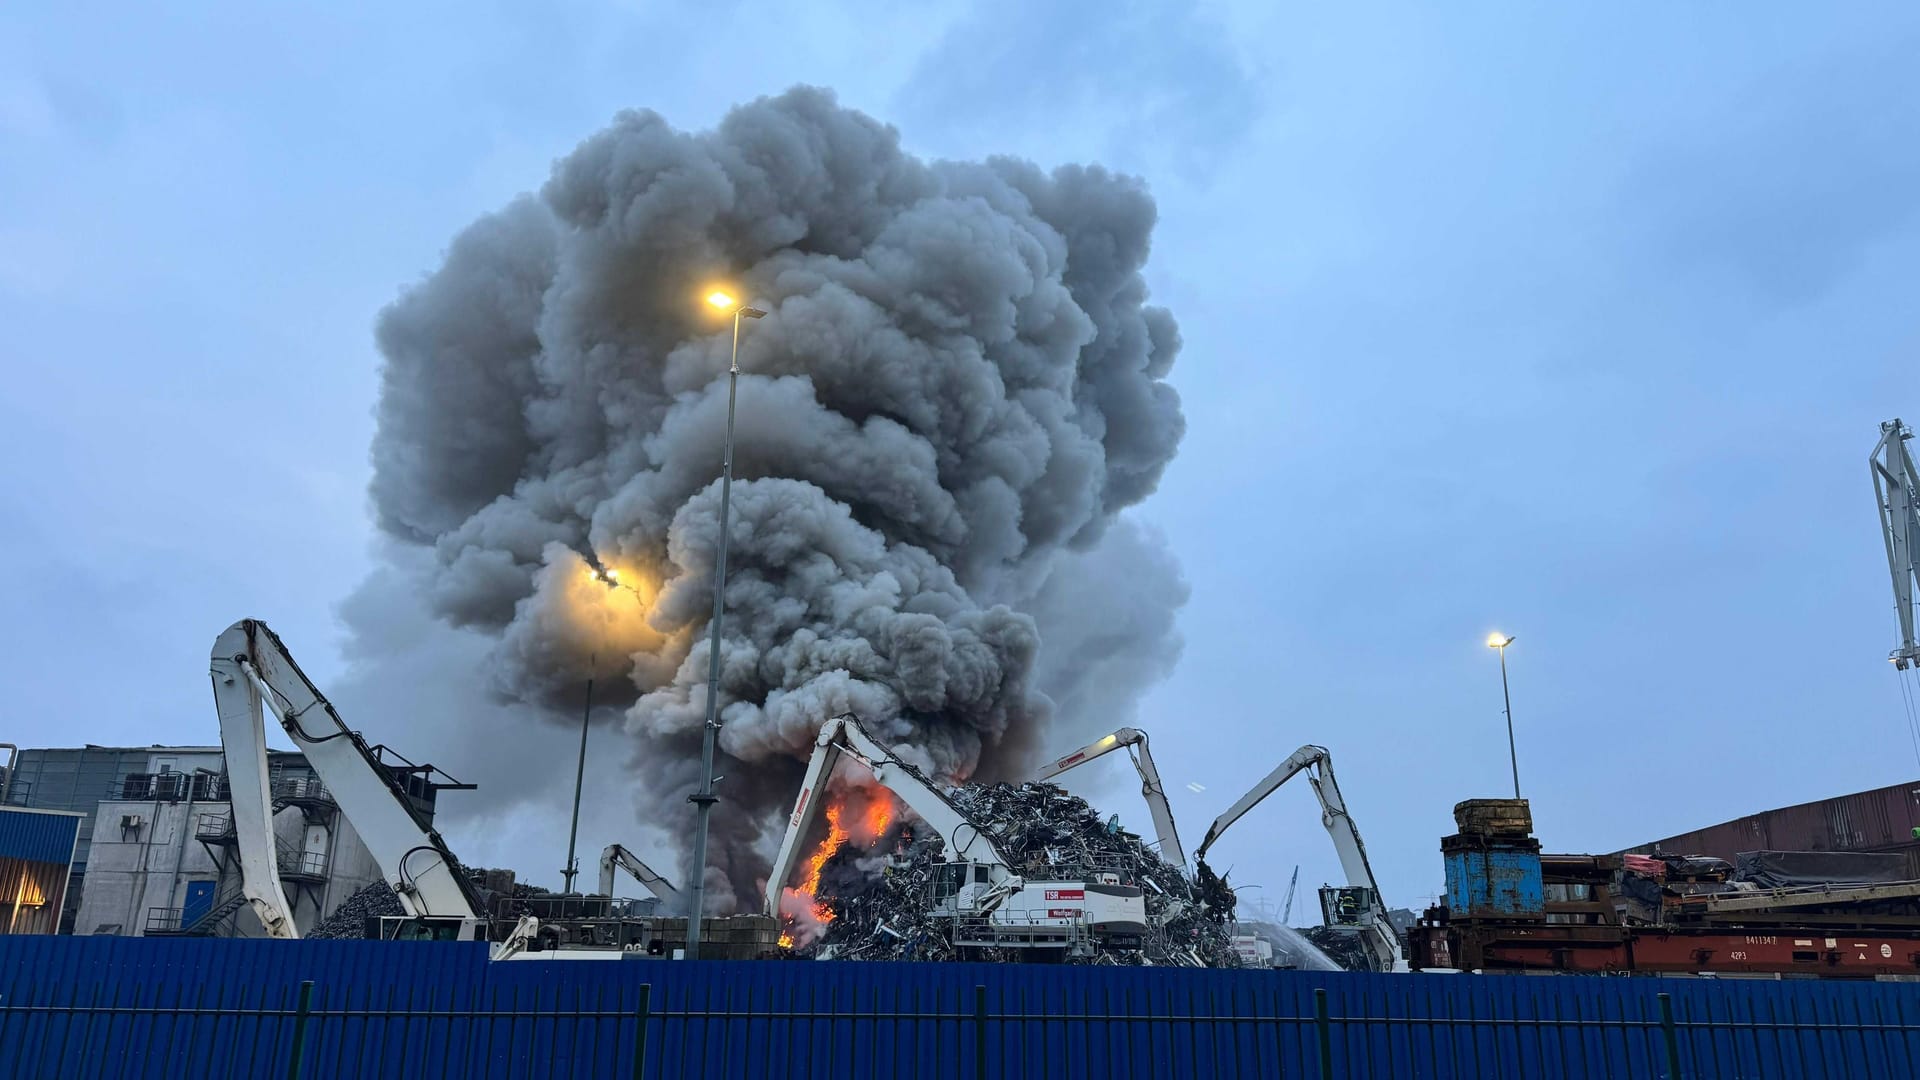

{"left": 1734, "top": 850, "right": 1911, "bottom": 889}
{"left": 1621, "top": 854, "right": 1665, "bottom": 879}
{"left": 1661, "top": 855, "right": 1732, "bottom": 879}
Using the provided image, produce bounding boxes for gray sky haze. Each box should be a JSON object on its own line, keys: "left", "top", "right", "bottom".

{"left": 3, "top": 2, "right": 1917, "bottom": 912}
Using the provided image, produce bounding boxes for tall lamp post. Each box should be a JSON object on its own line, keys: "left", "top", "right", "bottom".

{"left": 560, "top": 567, "right": 646, "bottom": 893}
{"left": 685, "top": 289, "right": 766, "bottom": 959}
{"left": 561, "top": 655, "right": 592, "bottom": 893}
{"left": 1486, "top": 633, "right": 1519, "bottom": 799}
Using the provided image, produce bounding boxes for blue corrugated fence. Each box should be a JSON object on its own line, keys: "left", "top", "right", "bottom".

{"left": 0, "top": 807, "right": 82, "bottom": 864}
{"left": 3, "top": 936, "right": 1920, "bottom": 1077}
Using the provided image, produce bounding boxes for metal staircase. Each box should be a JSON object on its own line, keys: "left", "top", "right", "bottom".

{"left": 173, "top": 770, "right": 336, "bottom": 938}
{"left": 145, "top": 880, "right": 250, "bottom": 937}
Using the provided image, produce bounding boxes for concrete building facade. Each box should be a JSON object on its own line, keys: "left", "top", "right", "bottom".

{"left": 4, "top": 745, "right": 441, "bottom": 938}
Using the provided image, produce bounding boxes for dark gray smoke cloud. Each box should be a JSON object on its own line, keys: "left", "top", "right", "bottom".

{"left": 366, "top": 86, "right": 1186, "bottom": 911}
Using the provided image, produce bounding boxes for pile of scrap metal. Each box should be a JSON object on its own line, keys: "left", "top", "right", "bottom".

{"left": 1300, "top": 924, "right": 1381, "bottom": 972}
{"left": 1616, "top": 849, "right": 1920, "bottom": 927}
{"left": 308, "top": 880, "right": 407, "bottom": 938}
{"left": 801, "top": 779, "right": 1243, "bottom": 967}
{"left": 1409, "top": 799, "right": 1920, "bottom": 976}
{"left": 308, "top": 869, "right": 550, "bottom": 940}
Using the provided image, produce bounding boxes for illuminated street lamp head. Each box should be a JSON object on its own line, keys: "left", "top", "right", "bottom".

{"left": 1487, "top": 633, "right": 1515, "bottom": 649}
{"left": 704, "top": 288, "right": 767, "bottom": 319}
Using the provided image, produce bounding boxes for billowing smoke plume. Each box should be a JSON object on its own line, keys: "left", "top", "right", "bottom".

{"left": 366, "top": 87, "right": 1186, "bottom": 910}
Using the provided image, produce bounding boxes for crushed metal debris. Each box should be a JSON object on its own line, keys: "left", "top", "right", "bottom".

{"left": 307, "top": 880, "right": 405, "bottom": 939}
{"left": 800, "top": 781, "right": 1243, "bottom": 967}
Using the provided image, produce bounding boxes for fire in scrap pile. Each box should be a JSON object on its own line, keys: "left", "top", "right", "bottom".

{"left": 787, "top": 781, "right": 1242, "bottom": 967}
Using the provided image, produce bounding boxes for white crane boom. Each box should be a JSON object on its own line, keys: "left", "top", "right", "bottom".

{"left": 1037, "top": 727, "right": 1188, "bottom": 872}
{"left": 598, "top": 844, "right": 679, "bottom": 904}
{"left": 210, "top": 619, "right": 485, "bottom": 937}
{"left": 1872, "top": 418, "right": 1920, "bottom": 670}
{"left": 763, "top": 714, "right": 1012, "bottom": 918}
{"left": 1194, "top": 744, "right": 1403, "bottom": 972}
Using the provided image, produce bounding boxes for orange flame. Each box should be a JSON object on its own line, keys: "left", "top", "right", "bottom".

{"left": 798, "top": 802, "right": 849, "bottom": 923}
{"left": 778, "top": 789, "right": 903, "bottom": 945}
{"left": 862, "top": 793, "right": 894, "bottom": 842}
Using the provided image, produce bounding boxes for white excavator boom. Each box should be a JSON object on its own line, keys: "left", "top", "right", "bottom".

{"left": 598, "top": 843, "right": 679, "bottom": 905}
{"left": 764, "top": 714, "right": 1012, "bottom": 918}
{"left": 1195, "top": 744, "right": 1404, "bottom": 972}
{"left": 210, "top": 619, "right": 485, "bottom": 938}
{"left": 1037, "top": 727, "right": 1188, "bottom": 872}
{"left": 1872, "top": 418, "right": 1920, "bottom": 670}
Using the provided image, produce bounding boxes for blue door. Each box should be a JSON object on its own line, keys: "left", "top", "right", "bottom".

{"left": 181, "top": 880, "right": 217, "bottom": 928}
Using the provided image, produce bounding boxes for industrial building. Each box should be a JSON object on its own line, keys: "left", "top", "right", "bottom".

{"left": 0, "top": 743, "right": 459, "bottom": 938}
{"left": 0, "top": 805, "right": 85, "bottom": 934}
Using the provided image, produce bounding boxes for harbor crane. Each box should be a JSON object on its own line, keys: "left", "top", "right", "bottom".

{"left": 1036, "top": 727, "right": 1187, "bottom": 873}
{"left": 1194, "top": 744, "right": 1406, "bottom": 972}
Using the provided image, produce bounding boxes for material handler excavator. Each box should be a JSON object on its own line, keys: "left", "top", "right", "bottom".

{"left": 210, "top": 618, "right": 543, "bottom": 958}
{"left": 1036, "top": 727, "right": 1188, "bottom": 873}
{"left": 1195, "top": 744, "right": 1406, "bottom": 972}
{"left": 765, "top": 714, "right": 1147, "bottom": 955}
{"left": 598, "top": 844, "right": 679, "bottom": 906}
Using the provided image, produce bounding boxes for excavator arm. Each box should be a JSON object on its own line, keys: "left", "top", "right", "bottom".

{"left": 1195, "top": 744, "right": 1404, "bottom": 972}
{"left": 1037, "top": 727, "right": 1187, "bottom": 872}
{"left": 598, "top": 843, "right": 679, "bottom": 905}
{"left": 763, "top": 714, "right": 1012, "bottom": 917}
{"left": 210, "top": 619, "right": 486, "bottom": 938}
{"left": 1872, "top": 418, "right": 1919, "bottom": 670}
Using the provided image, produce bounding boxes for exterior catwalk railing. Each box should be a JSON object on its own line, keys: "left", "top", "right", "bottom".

{"left": 2, "top": 938, "right": 1920, "bottom": 1077}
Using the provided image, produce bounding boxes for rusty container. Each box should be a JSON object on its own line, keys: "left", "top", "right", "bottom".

{"left": 1453, "top": 798, "right": 1533, "bottom": 838}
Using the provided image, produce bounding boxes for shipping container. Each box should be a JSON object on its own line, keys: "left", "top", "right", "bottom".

{"left": 1626, "top": 780, "right": 1920, "bottom": 876}
{"left": 1442, "top": 834, "right": 1544, "bottom": 919}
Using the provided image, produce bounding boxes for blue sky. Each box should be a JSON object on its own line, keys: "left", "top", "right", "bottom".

{"left": 3, "top": 2, "right": 1916, "bottom": 912}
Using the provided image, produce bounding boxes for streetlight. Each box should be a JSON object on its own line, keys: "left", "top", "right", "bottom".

{"left": 1486, "top": 633, "right": 1519, "bottom": 799}
{"left": 686, "top": 287, "right": 766, "bottom": 960}
{"left": 560, "top": 565, "right": 648, "bottom": 894}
